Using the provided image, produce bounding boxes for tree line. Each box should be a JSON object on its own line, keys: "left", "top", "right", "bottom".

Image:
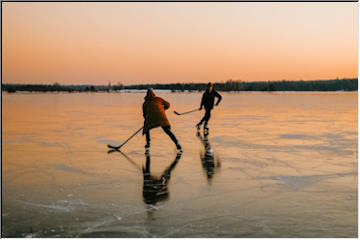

{"left": 125, "top": 79, "right": 357, "bottom": 92}
{"left": 2, "top": 83, "right": 124, "bottom": 93}
{"left": 2, "top": 78, "right": 357, "bottom": 93}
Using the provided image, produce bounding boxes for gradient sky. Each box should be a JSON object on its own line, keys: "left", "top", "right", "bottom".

{"left": 2, "top": 2, "right": 358, "bottom": 85}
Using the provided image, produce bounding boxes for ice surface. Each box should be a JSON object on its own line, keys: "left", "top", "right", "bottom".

{"left": 2, "top": 92, "right": 357, "bottom": 237}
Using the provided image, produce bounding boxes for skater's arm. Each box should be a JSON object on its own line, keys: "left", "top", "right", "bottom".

{"left": 214, "top": 91, "right": 222, "bottom": 106}
{"left": 162, "top": 98, "right": 170, "bottom": 110}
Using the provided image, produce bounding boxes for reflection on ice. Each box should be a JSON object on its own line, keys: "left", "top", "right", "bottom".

{"left": 142, "top": 153, "right": 182, "bottom": 204}
{"left": 108, "top": 149, "right": 182, "bottom": 205}
{"left": 197, "top": 134, "right": 221, "bottom": 184}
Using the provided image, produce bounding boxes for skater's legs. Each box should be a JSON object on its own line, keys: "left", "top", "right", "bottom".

{"left": 145, "top": 131, "right": 150, "bottom": 147}
{"left": 197, "top": 112, "right": 207, "bottom": 126}
{"left": 198, "top": 110, "right": 211, "bottom": 126}
{"left": 203, "top": 111, "right": 211, "bottom": 135}
{"left": 203, "top": 110, "right": 211, "bottom": 126}
{"left": 162, "top": 126, "right": 179, "bottom": 146}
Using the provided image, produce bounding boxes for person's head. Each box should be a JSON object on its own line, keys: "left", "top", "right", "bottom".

{"left": 207, "top": 82, "right": 213, "bottom": 93}
{"left": 145, "top": 88, "right": 156, "bottom": 100}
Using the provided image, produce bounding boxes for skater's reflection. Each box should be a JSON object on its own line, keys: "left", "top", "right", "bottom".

{"left": 108, "top": 150, "right": 182, "bottom": 204}
{"left": 197, "top": 134, "right": 221, "bottom": 184}
{"left": 142, "top": 153, "right": 182, "bottom": 204}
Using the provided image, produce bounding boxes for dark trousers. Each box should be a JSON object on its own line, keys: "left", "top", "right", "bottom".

{"left": 145, "top": 126, "right": 178, "bottom": 146}
{"left": 198, "top": 110, "right": 211, "bottom": 126}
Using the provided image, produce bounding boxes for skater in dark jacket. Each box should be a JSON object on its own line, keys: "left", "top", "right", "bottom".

{"left": 197, "top": 82, "right": 222, "bottom": 135}
{"left": 143, "top": 88, "right": 182, "bottom": 154}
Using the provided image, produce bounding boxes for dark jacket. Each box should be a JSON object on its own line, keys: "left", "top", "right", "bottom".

{"left": 200, "top": 90, "right": 222, "bottom": 111}
{"left": 142, "top": 91, "right": 171, "bottom": 134}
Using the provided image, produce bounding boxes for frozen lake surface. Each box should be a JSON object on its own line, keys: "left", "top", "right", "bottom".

{"left": 2, "top": 92, "right": 358, "bottom": 237}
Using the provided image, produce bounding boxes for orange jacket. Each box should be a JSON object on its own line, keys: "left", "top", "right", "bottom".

{"left": 142, "top": 92, "right": 170, "bottom": 134}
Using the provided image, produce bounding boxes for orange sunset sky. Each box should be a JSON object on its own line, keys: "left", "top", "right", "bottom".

{"left": 2, "top": 2, "right": 358, "bottom": 85}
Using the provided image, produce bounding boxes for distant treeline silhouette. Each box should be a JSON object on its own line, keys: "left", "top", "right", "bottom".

{"left": 125, "top": 79, "right": 357, "bottom": 92}
{"left": 2, "top": 82, "right": 124, "bottom": 93}
{"left": 2, "top": 79, "right": 357, "bottom": 93}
